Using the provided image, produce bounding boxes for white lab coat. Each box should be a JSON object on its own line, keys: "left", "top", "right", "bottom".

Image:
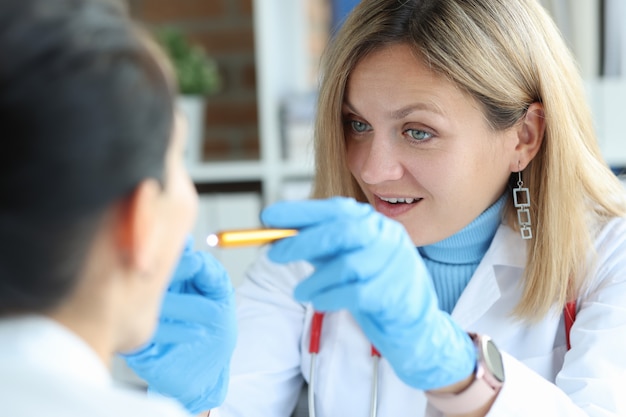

{"left": 216, "top": 218, "right": 626, "bottom": 417}
{"left": 0, "top": 315, "right": 191, "bottom": 417}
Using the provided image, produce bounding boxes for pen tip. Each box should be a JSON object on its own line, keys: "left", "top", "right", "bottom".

{"left": 206, "top": 234, "right": 219, "bottom": 247}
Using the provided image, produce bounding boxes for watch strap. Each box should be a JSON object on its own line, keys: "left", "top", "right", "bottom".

{"left": 425, "top": 363, "right": 499, "bottom": 414}
{"left": 425, "top": 333, "right": 503, "bottom": 414}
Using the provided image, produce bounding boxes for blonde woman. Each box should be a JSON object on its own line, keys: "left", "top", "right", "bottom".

{"left": 130, "top": 0, "right": 626, "bottom": 416}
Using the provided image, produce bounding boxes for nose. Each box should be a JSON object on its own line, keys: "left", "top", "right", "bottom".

{"left": 356, "top": 133, "right": 404, "bottom": 185}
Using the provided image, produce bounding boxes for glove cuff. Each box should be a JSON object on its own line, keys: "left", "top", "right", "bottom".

{"left": 426, "top": 333, "right": 504, "bottom": 414}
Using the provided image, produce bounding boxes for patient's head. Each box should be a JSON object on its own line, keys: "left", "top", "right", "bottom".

{"left": 0, "top": 0, "right": 198, "bottom": 351}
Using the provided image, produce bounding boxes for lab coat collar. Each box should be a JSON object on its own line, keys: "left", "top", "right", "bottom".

{"left": 451, "top": 224, "right": 527, "bottom": 328}
{"left": 0, "top": 315, "right": 112, "bottom": 386}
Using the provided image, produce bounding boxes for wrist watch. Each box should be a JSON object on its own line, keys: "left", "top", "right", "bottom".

{"left": 426, "top": 333, "right": 505, "bottom": 414}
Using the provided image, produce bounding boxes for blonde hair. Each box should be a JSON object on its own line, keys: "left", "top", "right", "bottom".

{"left": 312, "top": 0, "right": 626, "bottom": 321}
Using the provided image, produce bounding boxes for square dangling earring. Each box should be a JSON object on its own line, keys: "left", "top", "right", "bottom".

{"left": 513, "top": 168, "right": 532, "bottom": 239}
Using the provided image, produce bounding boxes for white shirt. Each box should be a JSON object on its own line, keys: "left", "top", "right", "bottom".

{"left": 0, "top": 315, "right": 191, "bottom": 417}
{"left": 216, "top": 219, "right": 626, "bottom": 417}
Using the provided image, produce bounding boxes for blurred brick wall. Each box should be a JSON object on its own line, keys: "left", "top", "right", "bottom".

{"left": 128, "top": 0, "right": 259, "bottom": 161}
{"left": 308, "top": 0, "right": 331, "bottom": 87}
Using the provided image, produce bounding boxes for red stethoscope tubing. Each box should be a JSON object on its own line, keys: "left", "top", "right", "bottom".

{"left": 309, "top": 311, "right": 380, "bottom": 356}
{"left": 308, "top": 311, "right": 380, "bottom": 417}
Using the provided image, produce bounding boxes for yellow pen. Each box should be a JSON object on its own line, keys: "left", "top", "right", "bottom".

{"left": 206, "top": 228, "right": 298, "bottom": 248}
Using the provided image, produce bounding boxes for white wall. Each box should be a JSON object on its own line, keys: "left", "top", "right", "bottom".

{"left": 585, "top": 79, "right": 626, "bottom": 167}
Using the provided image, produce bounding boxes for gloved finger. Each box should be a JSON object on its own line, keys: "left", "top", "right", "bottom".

{"left": 303, "top": 281, "right": 365, "bottom": 312}
{"left": 261, "top": 197, "right": 373, "bottom": 228}
{"left": 180, "top": 234, "right": 195, "bottom": 253}
{"left": 294, "top": 251, "right": 412, "bottom": 316}
{"left": 189, "top": 252, "right": 234, "bottom": 298}
{"left": 294, "top": 256, "right": 370, "bottom": 307}
{"left": 298, "top": 268, "right": 418, "bottom": 315}
{"left": 292, "top": 242, "right": 393, "bottom": 302}
{"left": 303, "top": 261, "right": 433, "bottom": 320}
{"left": 267, "top": 214, "right": 384, "bottom": 263}
{"left": 170, "top": 249, "right": 204, "bottom": 286}
{"left": 160, "top": 291, "right": 234, "bottom": 329}
{"left": 117, "top": 342, "right": 155, "bottom": 357}
{"left": 149, "top": 320, "right": 213, "bottom": 345}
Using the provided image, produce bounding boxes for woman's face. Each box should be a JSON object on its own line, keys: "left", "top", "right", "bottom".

{"left": 344, "top": 43, "right": 518, "bottom": 246}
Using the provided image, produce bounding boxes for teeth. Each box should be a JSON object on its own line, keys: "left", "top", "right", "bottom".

{"left": 380, "top": 197, "right": 418, "bottom": 204}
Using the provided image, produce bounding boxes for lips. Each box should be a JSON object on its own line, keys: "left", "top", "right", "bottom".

{"left": 374, "top": 195, "right": 422, "bottom": 218}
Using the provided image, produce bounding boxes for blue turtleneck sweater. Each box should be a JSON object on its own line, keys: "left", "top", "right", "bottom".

{"left": 418, "top": 194, "right": 506, "bottom": 314}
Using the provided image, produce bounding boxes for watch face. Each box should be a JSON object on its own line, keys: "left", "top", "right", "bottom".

{"left": 484, "top": 339, "right": 505, "bottom": 382}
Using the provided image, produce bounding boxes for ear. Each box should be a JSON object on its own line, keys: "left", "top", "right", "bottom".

{"left": 510, "top": 102, "right": 545, "bottom": 171}
{"left": 115, "top": 179, "right": 162, "bottom": 273}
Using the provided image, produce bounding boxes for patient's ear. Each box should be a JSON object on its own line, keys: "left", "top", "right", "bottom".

{"left": 114, "top": 179, "right": 161, "bottom": 273}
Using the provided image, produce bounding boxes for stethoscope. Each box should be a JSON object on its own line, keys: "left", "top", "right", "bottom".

{"left": 308, "top": 311, "right": 381, "bottom": 417}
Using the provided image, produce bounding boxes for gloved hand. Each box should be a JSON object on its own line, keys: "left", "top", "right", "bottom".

{"left": 261, "top": 197, "right": 476, "bottom": 390}
{"left": 121, "top": 238, "right": 237, "bottom": 414}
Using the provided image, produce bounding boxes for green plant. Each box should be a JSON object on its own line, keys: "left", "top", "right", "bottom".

{"left": 155, "top": 28, "right": 221, "bottom": 96}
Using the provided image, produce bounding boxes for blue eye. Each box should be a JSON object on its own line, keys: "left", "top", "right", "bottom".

{"left": 406, "top": 129, "right": 432, "bottom": 141}
{"left": 350, "top": 120, "right": 370, "bottom": 133}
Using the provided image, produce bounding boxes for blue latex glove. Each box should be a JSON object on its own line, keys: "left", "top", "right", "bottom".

{"left": 122, "top": 239, "right": 237, "bottom": 414}
{"left": 261, "top": 197, "right": 476, "bottom": 390}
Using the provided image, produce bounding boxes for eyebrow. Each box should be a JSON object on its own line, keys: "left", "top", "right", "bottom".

{"left": 343, "top": 100, "right": 445, "bottom": 119}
